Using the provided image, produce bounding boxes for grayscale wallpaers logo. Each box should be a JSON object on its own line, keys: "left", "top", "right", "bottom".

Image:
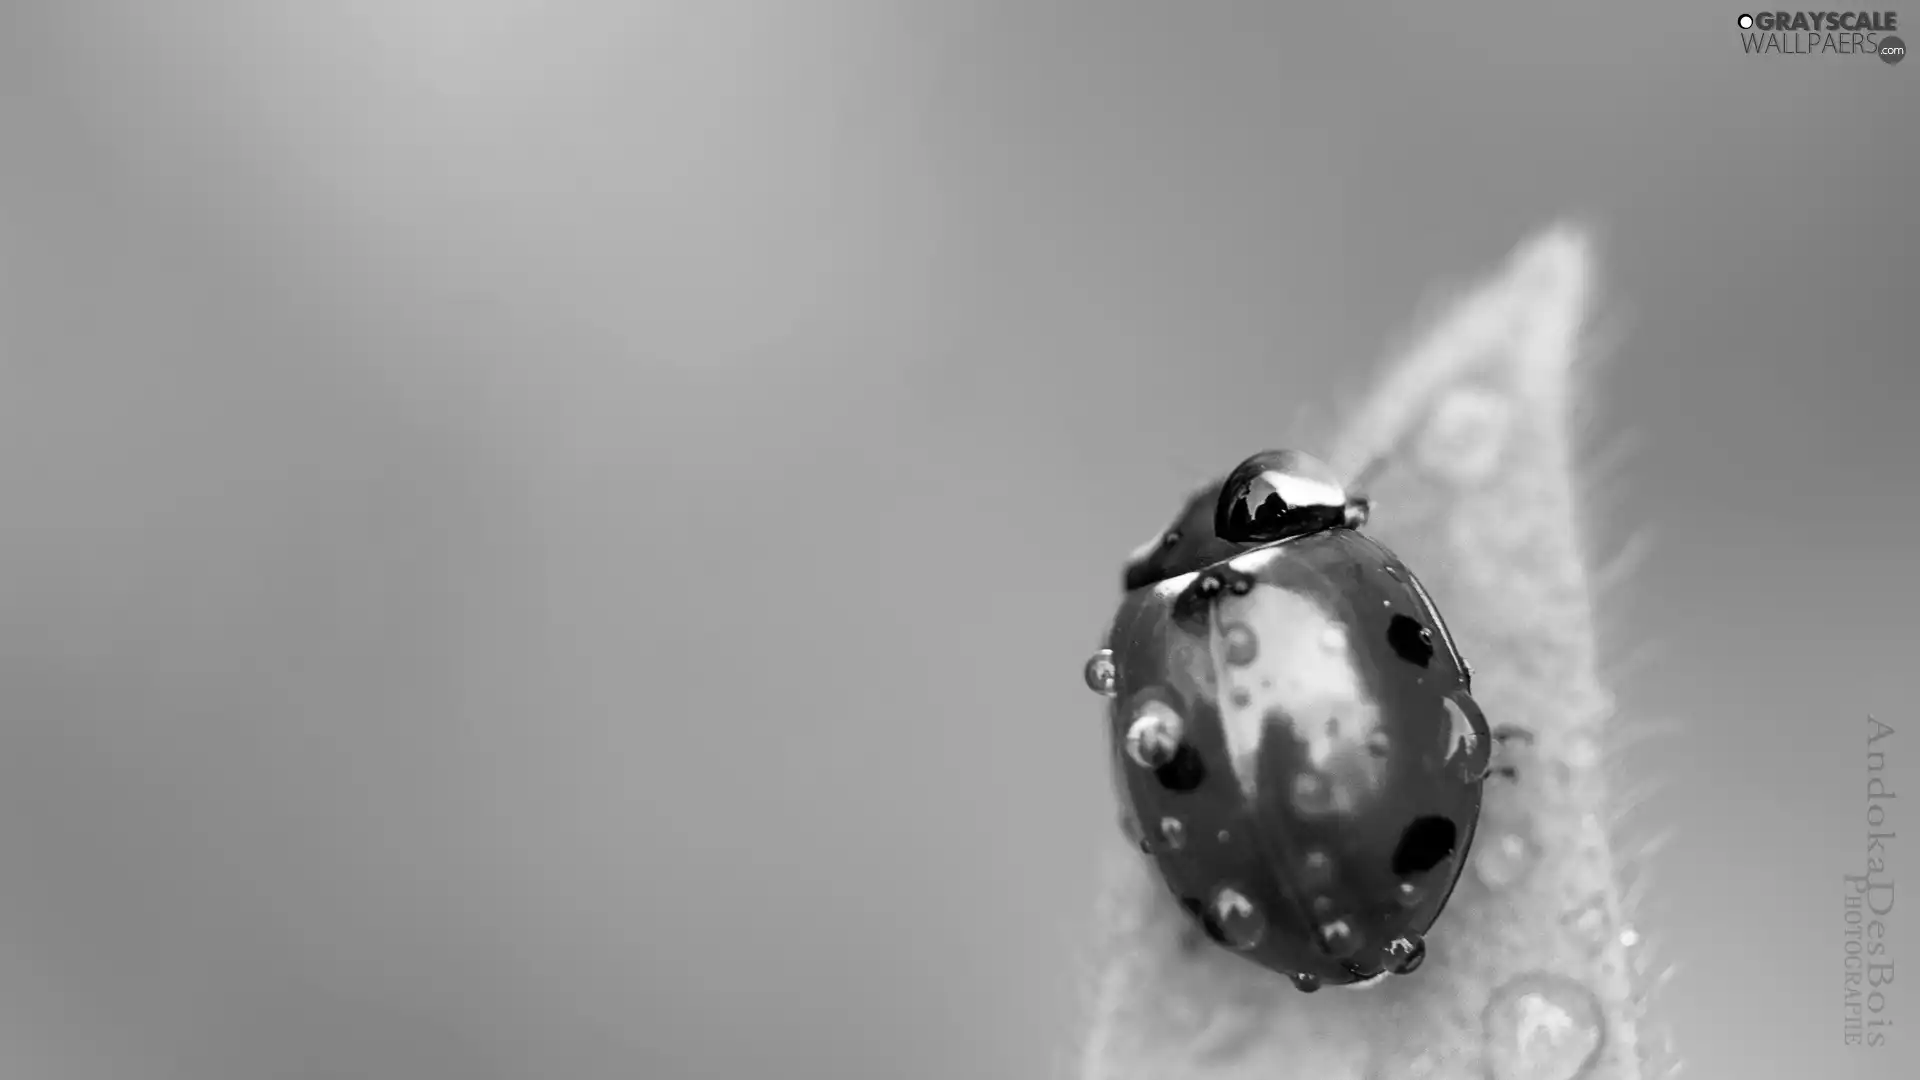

{"left": 1738, "top": 10, "right": 1905, "bottom": 62}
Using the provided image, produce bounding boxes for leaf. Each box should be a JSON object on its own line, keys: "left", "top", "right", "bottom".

{"left": 1077, "top": 224, "right": 1675, "bottom": 1080}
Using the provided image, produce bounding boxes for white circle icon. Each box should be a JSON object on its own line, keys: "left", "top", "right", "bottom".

{"left": 1739, "top": 14, "right": 1754, "bottom": 29}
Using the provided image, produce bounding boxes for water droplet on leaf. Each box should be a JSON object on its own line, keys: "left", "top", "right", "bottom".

{"left": 1482, "top": 972, "right": 1605, "bottom": 1080}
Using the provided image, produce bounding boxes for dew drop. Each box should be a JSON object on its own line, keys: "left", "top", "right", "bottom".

{"left": 1395, "top": 881, "right": 1425, "bottom": 908}
{"left": 1208, "top": 887, "right": 1267, "bottom": 950}
{"left": 1290, "top": 972, "right": 1322, "bottom": 994}
{"left": 1221, "top": 622, "right": 1259, "bottom": 666}
{"left": 1125, "top": 703, "right": 1185, "bottom": 769}
{"left": 1472, "top": 826, "right": 1539, "bottom": 891}
{"left": 1083, "top": 649, "right": 1118, "bottom": 696}
{"left": 1159, "top": 816, "right": 1187, "bottom": 850}
{"left": 1482, "top": 973, "right": 1605, "bottom": 1080}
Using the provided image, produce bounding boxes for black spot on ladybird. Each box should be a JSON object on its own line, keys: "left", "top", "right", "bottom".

{"left": 1387, "top": 614, "right": 1435, "bottom": 667}
{"left": 1154, "top": 744, "right": 1208, "bottom": 792}
{"left": 1391, "top": 816, "right": 1458, "bottom": 876}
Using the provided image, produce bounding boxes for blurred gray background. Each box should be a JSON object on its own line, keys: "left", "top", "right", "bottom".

{"left": 0, "top": 2, "right": 1914, "bottom": 1079}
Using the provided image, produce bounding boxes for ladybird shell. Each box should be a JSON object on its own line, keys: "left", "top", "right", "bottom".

{"left": 1105, "top": 528, "right": 1491, "bottom": 986}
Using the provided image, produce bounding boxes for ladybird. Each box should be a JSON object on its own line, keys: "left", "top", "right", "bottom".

{"left": 1087, "top": 450, "right": 1512, "bottom": 992}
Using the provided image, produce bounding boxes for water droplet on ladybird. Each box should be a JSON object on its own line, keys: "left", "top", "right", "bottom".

{"left": 1388, "top": 935, "right": 1427, "bottom": 974}
{"left": 1396, "top": 881, "right": 1424, "bottom": 907}
{"left": 1221, "top": 622, "right": 1259, "bottom": 666}
{"left": 1444, "top": 692, "right": 1491, "bottom": 779}
{"left": 1383, "top": 564, "right": 1404, "bottom": 581}
{"left": 1208, "top": 887, "right": 1266, "bottom": 950}
{"left": 1482, "top": 973, "right": 1605, "bottom": 1080}
{"left": 1317, "top": 919, "right": 1360, "bottom": 957}
{"left": 1473, "top": 827, "right": 1539, "bottom": 891}
{"left": 1084, "top": 649, "right": 1118, "bottom": 696}
{"left": 1290, "top": 972, "right": 1322, "bottom": 994}
{"left": 1125, "top": 703, "right": 1185, "bottom": 769}
{"left": 1227, "top": 572, "right": 1254, "bottom": 596}
{"left": 1159, "top": 817, "right": 1187, "bottom": 850}
{"left": 1387, "top": 614, "right": 1435, "bottom": 667}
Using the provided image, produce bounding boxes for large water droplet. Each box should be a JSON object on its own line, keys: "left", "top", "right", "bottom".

{"left": 1125, "top": 702, "right": 1185, "bottom": 768}
{"left": 1482, "top": 972, "right": 1605, "bottom": 1080}
{"left": 1208, "top": 887, "right": 1267, "bottom": 950}
{"left": 1084, "top": 649, "right": 1118, "bottom": 696}
{"left": 1473, "top": 826, "right": 1539, "bottom": 890}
